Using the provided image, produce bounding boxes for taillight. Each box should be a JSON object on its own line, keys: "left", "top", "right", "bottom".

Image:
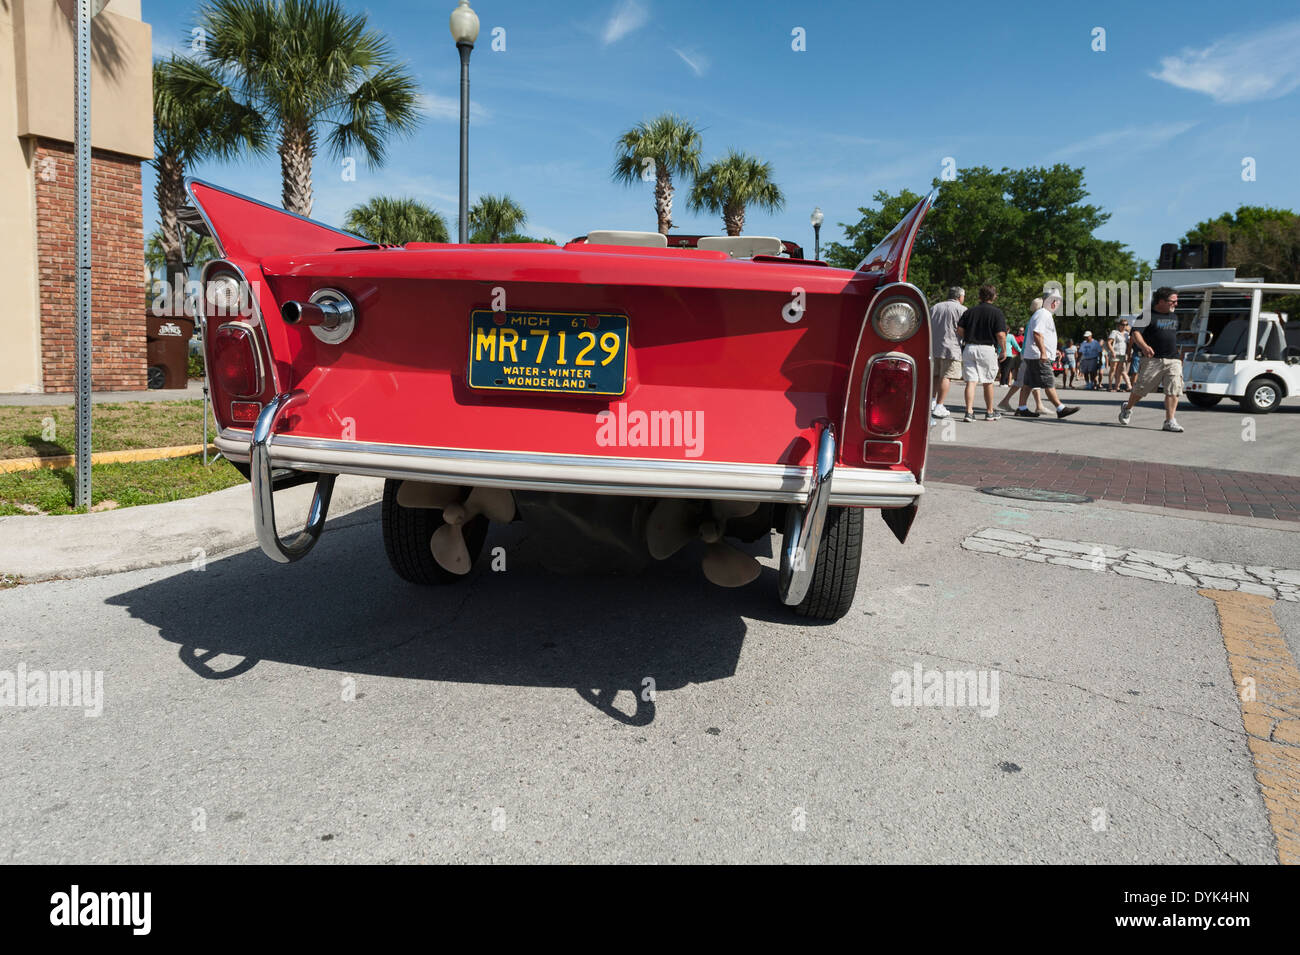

{"left": 862, "top": 354, "right": 915, "bottom": 436}
{"left": 212, "top": 323, "right": 262, "bottom": 398}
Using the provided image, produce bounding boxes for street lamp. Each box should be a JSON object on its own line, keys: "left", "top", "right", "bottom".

{"left": 450, "top": 0, "right": 480, "bottom": 243}
{"left": 810, "top": 207, "right": 824, "bottom": 261}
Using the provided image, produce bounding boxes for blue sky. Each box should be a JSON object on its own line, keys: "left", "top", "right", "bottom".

{"left": 144, "top": 0, "right": 1300, "bottom": 264}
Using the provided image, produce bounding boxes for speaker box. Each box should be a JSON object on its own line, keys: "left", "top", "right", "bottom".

{"left": 1208, "top": 241, "right": 1227, "bottom": 268}
{"left": 1179, "top": 244, "right": 1204, "bottom": 269}
{"left": 1158, "top": 243, "right": 1178, "bottom": 270}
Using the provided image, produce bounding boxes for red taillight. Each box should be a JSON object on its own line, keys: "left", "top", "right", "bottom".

{"left": 862, "top": 355, "right": 915, "bottom": 437}
{"left": 212, "top": 324, "right": 261, "bottom": 398}
{"left": 863, "top": 440, "right": 903, "bottom": 465}
{"left": 230, "top": 401, "right": 262, "bottom": 424}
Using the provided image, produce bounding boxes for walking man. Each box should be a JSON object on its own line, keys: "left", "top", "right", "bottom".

{"left": 1108, "top": 319, "right": 1132, "bottom": 391}
{"left": 956, "top": 284, "right": 1008, "bottom": 422}
{"left": 1078, "top": 331, "right": 1101, "bottom": 388}
{"left": 1119, "top": 287, "right": 1184, "bottom": 432}
{"left": 1014, "top": 290, "right": 1079, "bottom": 420}
{"left": 929, "top": 286, "right": 965, "bottom": 419}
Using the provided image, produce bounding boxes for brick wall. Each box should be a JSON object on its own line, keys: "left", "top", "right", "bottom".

{"left": 34, "top": 138, "right": 146, "bottom": 392}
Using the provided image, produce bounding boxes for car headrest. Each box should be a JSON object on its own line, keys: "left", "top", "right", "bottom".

{"left": 696, "top": 235, "right": 783, "bottom": 258}
{"left": 586, "top": 230, "right": 669, "bottom": 248}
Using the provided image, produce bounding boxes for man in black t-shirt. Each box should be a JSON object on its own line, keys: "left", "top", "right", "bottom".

{"left": 1119, "top": 287, "right": 1184, "bottom": 432}
{"left": 956, "top": 284, "right": 1008, "bottom": 421}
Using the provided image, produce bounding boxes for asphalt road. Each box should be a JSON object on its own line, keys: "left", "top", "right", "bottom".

{"left": 934, "top": 387, "right": 1300, "bottom": 476}
{"left": 2, "top": 478, "right": 1294, "bottom": 863}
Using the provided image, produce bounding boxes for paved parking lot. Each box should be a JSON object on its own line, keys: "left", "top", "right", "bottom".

{"left": 1, "top": 453, "right": 1296, "bottom": 861}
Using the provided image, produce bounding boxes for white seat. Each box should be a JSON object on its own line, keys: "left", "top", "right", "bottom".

{"left": 586, "top": 230, "right": 668, "bottom": 248}
{"left": 696, "top": 235, "right": 783, "bottom": 258}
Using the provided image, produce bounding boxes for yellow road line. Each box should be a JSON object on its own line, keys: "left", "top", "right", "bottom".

{"left": 0, "top": 444, "right": 214, "bottom": 474}
{"left": 1202, "top": 589, "right": 1300, "bottom": 864}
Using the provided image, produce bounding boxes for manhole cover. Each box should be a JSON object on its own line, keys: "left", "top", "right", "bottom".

{"left": 978, "top": 486, "right": 1093, "bottom": 504}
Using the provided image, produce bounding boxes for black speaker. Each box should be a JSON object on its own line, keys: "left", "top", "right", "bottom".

{"left": 1179, "top": 243, "right": 1204, "bottom": 269}
{"left": 1158, "top": 243, "right": 1178, "bottom": 270}
{"left": 1208, "top": 241, "right": 1227, "bottom": 268}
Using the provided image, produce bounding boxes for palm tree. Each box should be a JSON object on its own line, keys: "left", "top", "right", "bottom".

{"left": 468, "top": 195, "right": 528, "bottom": 244}
{"left": 145, "top": 229, "right": 220, "bottom": 282}
{"left": 151, "top": 55, "right": 265, "bottom": 293}
{"left": 688, "top": 150, "right": 785, "bottom": 236}
{"left": 343, "top": 196, "right": 449, "bottom": 244}
{"left": 612, "top": 114, "right": 703, "bottom": 234}
{"left": 197, "top": 0, "right": 422, "bottom": 216}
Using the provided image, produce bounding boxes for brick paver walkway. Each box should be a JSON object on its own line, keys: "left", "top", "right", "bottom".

{"left": 928, "top": 445, "right": 1300, "bottom": 523}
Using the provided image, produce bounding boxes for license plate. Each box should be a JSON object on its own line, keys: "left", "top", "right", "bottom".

{"left": 467, "top": 309, "right": 628, "bottom": 395}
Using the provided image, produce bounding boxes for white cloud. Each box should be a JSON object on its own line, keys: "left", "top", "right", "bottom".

{"left": 1050, "top": 121, "right": 1198, "bottom": 160}
{"left": 417, "top": 91, "right": 491, "bottom": 123}
{"left": 672, "top": 47, "right": 708, "bottom": 77}
{"left": 1150, "top": 21, "right": 1300, "bottom": 103}
{"left": 602, "top": 0, "right": 648, "bottom": 46}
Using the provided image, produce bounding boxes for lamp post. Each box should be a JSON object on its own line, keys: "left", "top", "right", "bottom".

{"left": 810, "top": 207, "right": 824, "bottom": 262}
{"left": 450, "top": 0, "right": 480, "bottom": 243}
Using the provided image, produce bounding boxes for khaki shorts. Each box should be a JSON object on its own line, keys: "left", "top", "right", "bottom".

{"left": 1132, "top": 357, "right": 1183, "bottom": 398}
{"left": 934, "top": 357, "right": 962, "bottom": 380}
{"left": 961, "top": 344, "right": 998, "bottom": 384}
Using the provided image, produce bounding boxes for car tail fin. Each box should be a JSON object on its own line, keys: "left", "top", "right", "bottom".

{"left": 854, "top": 189, "right": 937, "bottom": 281}
{"left": 184, "top": 179, "right": 371, "bottom": 261}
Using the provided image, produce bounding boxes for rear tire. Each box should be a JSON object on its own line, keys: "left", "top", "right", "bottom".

{"left": 1187, "top": 392, "right": 1222, "bottom": 408}
{"left": 381, "top": 479, "right": 487, "bottom": 585}
{"left": 793, "top": 506, "right": 863, "bottom": 622}
{"left": 1242, "top": 378, "right": 1282, "bottom": 414}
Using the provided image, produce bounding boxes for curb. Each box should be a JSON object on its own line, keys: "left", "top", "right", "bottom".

{"left": 0, "top": 444, "right": 215, "bottom": 474}
{"left": 0, "top": 475, "right": 385, "bottom": 583}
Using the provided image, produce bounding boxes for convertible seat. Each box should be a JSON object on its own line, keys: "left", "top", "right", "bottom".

{"left": 586, "top": 230, "right": 669, "bottom": 248}
{"left": 697, "top": 235, "right": 783, "bottom": 258}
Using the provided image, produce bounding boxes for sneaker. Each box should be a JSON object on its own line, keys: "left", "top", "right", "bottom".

{"left": 962, "top": 412, "right": 977, "bottom": 422}
{"left": 931, "top": 404, "right": 950, "bottom": 419}
{"left": 1118, "top": 405, "right": 1132, "bottom": 426}
{"left": 1162, "top": 419, "right": 1184, "bottom": 433}
{"left": 1013, "top": 408, "right": 1040, "bottom": 418}
{"left": 984, "top": 412, "right": 1001, "bottom": 421}
{"left": 1056, "top": 406, "right": 1080, "bottom": 419}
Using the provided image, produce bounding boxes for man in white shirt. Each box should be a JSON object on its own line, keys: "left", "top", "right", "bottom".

{"left": 1014, "top": 290, "right": 1079, "bottom": 419}
{"left": 1108, "top": 320, "right": 1131, "bottom": 391}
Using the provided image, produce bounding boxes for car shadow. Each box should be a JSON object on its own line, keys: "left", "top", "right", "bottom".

{"left": 105, "top": 504, "right": 803, "bottom": 726}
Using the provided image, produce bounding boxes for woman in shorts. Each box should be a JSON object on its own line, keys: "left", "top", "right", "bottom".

{"left": 1062, "top": 339, "right": 1077, "bottom": 388}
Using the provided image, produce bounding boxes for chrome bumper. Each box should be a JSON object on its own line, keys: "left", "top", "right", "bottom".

{"left": 251, "top": 392, "right": 336, "bottom": 563}
{"left": 220, "top": 428, "right": 922, "bottom": 508}
{"left": 778, "top": 419, "right": 836, "bottom": 605}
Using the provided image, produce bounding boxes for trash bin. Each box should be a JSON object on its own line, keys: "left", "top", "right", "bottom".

{"left": 145, "top": 314, "right": 195, "bottom": 389}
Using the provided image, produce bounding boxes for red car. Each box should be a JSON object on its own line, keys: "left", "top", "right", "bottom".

{"left": 188, "top": 180, "right": 934, "bottom": 621}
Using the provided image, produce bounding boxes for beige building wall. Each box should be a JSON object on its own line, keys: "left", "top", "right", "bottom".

{"left": 0, "top": 0, "right": 151, "bottom": 393}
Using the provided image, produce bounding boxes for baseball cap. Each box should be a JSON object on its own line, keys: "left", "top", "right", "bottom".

{"left": 1083, "top": 331, "right": 1093, "bottom": 337}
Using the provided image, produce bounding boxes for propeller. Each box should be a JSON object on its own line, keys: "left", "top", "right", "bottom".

{"left": 430, "top": 486, "right": 515, "bottom": 575}
{"left": 396, "top": 481, "right": 461, "bottom": 509}
{"left": 645, "top": 499, "right": 762, "bottom": 588}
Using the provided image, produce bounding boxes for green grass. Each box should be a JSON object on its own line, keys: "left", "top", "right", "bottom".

{"left": 0, "top": 454, "right": 246, "bottom": 516}
{"left": 0, "top": 401, "right": 218, "bottom": 460}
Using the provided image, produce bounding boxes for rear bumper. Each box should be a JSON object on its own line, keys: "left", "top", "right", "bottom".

{"left": 217, "top": 428, "right": 922, "bottom": 507}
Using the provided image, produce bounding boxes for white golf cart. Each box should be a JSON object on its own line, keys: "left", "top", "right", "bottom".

{"left": 1175, "top": 280, "right": 1300, "bottom": 413}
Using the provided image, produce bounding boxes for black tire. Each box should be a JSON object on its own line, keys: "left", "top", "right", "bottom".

{"left": 146, "top": 365, "right": 166, "bottom": 390}
{"left": 381, "top": 479, "right": 487, "bottom": 585}
{"left": 1242, "top": 377, "right": 1282, "bottom": 414}
{"left": 793, "top": 506, "right": 863, "bottom": 622}
{"left": 1187, "top": 392, "right": 1223, "bottom": 409}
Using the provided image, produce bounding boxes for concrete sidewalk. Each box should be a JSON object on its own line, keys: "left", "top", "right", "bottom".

{"left": 0, "top": 380, "right": 206, "bottom": 406}
{"left": 0, "top": 475, "right": 383, "bottom": 582}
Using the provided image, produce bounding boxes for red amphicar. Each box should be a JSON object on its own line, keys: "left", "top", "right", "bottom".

{"left": 188, "top": 179, "right": 935, "bottom": 621}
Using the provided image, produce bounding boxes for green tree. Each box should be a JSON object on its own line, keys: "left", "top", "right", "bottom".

{"left": 468, "top": 194, "right": 528, "bottom": 243}
{"left": 612, "top": 113, "right": 703, "bottom": 234}
{"left": 687, "top": 150, "right": 784, "bottom": 236}
{"left": 151, "top": 55, "right": 265, "bottom": 292}
{"left": 1182, "top": 205, "right": 1300, "bottom": 315}
{"left": 825, "top": 164, "right": 1144, "bottom": 337}
{"left": 197, "top": 0, "right": 421, "bottom": 216}
{"left": 343, "top": 196, "right": 449, "bottom": 244}
{"left": 145, "top": 228, "right": 220, "bottom": 283}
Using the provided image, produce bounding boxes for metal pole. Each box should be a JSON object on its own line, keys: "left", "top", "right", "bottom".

{"left": 74, "top": 0, "right": 93, "bottom": 509}
{"left": 458, "top": 42, "right": 472, "bottom": 243}
{"left": 814, "top": 223, "right": 821, "bottom": 261}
